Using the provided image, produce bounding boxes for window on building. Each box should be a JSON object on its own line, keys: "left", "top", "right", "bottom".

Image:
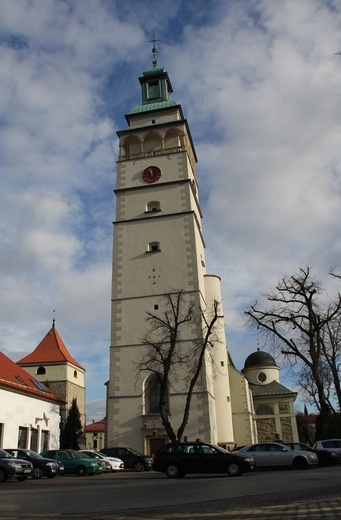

{"left": 146, "top": 376, "right": 169, "bottom": 414}
{"left": 146, "top": 201, "right": 161, "bottom": 212}
{"left": 256, "top": 404, "right": 274, "bottom": 415}
{"left": 144, "top": 132, "right": 162, "bottom": 153}
{"left": 18, "top": 427, "right": 28, "bottom": 448}
{"left": 37, "top": 366, "right": 46, "bottom": 375}
{"left": 30, "top": 428, "right": 38, "bottom": 451}
{"left": 14, "top": 374, "right": 27, "bottom": 385}
{"left": 41, "top": 430, "right": 50, "bottom": 451}
{"left": 164, "top": 128, "right": 181, "bottom": 149}
{"left": 147, "top": 241, "right": 160, "bottom": 252}
{"left": 74, "top": 370, "right": 78, "bottom": 378}
{"left": 257, "top": 372, "right": 267, "bottom": 382}
{"left": 147, "top": 81, "right": 160, "bottom": 100}
{"left": 122, "top": 135, "right": 140, "bottom": 156}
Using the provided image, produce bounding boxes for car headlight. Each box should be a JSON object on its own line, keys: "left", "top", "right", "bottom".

{"left": 8, "top": 462, "right": 22, "bottom": 469}
{"left": 89, "top": 462, "right": 97, "bottom": 467}
{"left": 46, "top": 462, "right": 57, "bottom": 467}
{"left": 243, "top": 457, "right": 254, "bottom": 462}
{"left": 310, "top": 454, "right": 318, "bottom": 460}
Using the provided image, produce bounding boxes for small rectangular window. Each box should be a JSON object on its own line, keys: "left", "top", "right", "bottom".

{"left": 18, "top": 426, "right": 28, "bottom": 448}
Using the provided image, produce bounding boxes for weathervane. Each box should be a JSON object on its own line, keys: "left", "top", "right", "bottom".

{"left": 148, "top": 35, "right": 160, "bottom": 67}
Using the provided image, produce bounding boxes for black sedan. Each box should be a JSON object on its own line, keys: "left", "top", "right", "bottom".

{"left": 152, "top": 441, "right": 255, "bottom": 478}
{"left": 5, "top": 449, "right": 64, "bottom": 479}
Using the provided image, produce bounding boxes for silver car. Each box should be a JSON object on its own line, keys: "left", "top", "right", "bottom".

{"left": 234, "top": 442, "right": 318, "bottom": 469}
{"left": 80, "top": 450, "right": 124, "bottom": 472}
{"left": 313, "top": 439, "right": 341, "bottom": 463}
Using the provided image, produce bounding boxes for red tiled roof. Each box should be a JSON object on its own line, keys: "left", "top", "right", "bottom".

{"left": 17, "top": 326, "right": 84, "bottom": 370}
{"left": 0, "top": 351, "right": 64, "bottom": 404}
{"left": 85, "top": 418, "right": 105, "bottom": 432}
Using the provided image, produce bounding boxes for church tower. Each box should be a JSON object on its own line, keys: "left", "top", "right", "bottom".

{"left": 106, "top": 47, "right": 234, "bottom": 453}
{"left": 18, "top": 322, "right": 86, "bottom": 445}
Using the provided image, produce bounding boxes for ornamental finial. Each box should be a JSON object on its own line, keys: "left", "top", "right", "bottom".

{"left": 148, "top": 35, "right": 160, "bottom": 68}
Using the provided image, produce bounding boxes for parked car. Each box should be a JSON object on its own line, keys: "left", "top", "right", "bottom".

{"left": 101, "top": 447, "right": 152, "bottom": 472}
{"left": 40, "top": 449, "right": 102, "bottom": 476}
{"left": 80, "top": 450, "right": 124, "bottom": 472}
{"left": 234, "top": 442, "right": 318, "bottom": 469}
{"left": 0, "top": 448, "right": 33, "bottom": 482}
{"left": 283, "top": 442, "right": 340, "bottom": 466}
{"left": 5, "top": 448, "right": 63, "bottom": 479}
{"left": 152, "top": 441, "right": 255, "bottom": 478}
{"left": 313, "top": 439, "right": 341, "bottom": 464}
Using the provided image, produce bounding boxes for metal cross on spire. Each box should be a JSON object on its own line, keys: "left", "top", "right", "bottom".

{"left": 148, "top": 35, "right": 160, "bottom": 67}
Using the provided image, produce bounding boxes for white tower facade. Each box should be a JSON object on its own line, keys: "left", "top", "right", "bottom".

{"left": 106, "top": 52, "right": 234, "bottom": 453}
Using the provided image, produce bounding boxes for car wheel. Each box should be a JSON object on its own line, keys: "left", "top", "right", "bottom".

{"left": 134, "top": 461, "right": 145, "bottom": 472}
{"left": 226, "top": 462, "right": 242, "bottom": 477}
{"left": 293, "top": 456, "right": 308, "bottom": 469}
{"left": 76, "top": 465, "right": 87, "bottom": 476}
{"left": 165, "top": 463, "right": 181, "bottom": 478}
{"left": 0, "top": 468, "right": 7, "bottom": 482}
{"left": 33, "top": 466, "right": 44, "bottom": 479}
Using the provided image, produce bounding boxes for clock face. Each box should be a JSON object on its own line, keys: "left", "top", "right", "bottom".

{"left": 143, "top": 166, "right": 161, "bottom": 183}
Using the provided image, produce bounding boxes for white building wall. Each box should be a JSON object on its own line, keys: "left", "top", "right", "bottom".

{"left": 242, "top": 366, "right": 280, "bottom": 385}
{"left": 229, "top": 365, "right": 257, "bottom": 448}
{"left": 23, "top": 364, "right": 85, "bottom": 387}
{"left": 204, "top": 274, "right": 234, "bottom": 445}
{"left": 0, "top": 389, "right": 60, "bottom": 451}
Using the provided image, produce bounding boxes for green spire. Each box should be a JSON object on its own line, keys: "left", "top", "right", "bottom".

{"left": 129, "top": 40, "right": 176, "bottom": 114}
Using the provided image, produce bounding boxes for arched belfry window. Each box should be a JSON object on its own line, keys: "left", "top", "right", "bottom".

{"left": 122, "top": 135, "right": 140, "bottom": 156}
{"left": 164, "top": 128, "right": 182, "bottom": 149}
{"left": 146, "top": 376, "right": 169, "bottom": 414}
{"left": 146, "top": 201, "right": 161, "bottom": 212}
{"left": 144, "top": 132, "right": 162, "bottom": 153}
{"left": 37, "top": 366, "right": 46, "bottom": 375}
{"left": 74, "top": 370, "right": 78, "bottom": 378}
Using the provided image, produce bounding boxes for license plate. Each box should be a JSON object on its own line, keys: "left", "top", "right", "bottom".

{"left": 24, "top": 469, "right": 31, "bottom": 473}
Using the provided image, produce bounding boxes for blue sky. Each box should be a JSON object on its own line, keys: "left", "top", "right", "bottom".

{"left": 1, "top": 0, "right": 341, "bottom": 421}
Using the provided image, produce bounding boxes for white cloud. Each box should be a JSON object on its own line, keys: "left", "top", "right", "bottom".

{"left": 0, "top": 0, "right": 340, "bottom": 419}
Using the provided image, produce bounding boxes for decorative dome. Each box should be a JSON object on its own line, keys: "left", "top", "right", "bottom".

{"left": 243, "top": 350, "right": 277, "bottom": 370}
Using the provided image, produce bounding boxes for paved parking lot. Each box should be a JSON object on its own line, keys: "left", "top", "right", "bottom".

{"left": 3, "top": 467, "right": 341, "bottom": 519}
{"left": 21, "top": 486, "right": 340, "bottom": 520}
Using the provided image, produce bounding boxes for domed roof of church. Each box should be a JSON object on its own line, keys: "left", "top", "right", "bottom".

{"left": 244, "top": 350, "right": 277, "bottom": 369}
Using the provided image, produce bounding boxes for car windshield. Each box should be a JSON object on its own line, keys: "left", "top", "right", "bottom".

{"left": 23, "top": 450, "right": 42, "bottom": 459}
{"left": 68, "top": 450, "right": 88, "bottom": 459}
{"left": 128, "top": 448, "right": 143, "bottom": 456}
{"left": 212, "top": 445, "right": 230, "bottom": 454}
{"left": 0, "top": 449, "right": 14, "bottom": 459}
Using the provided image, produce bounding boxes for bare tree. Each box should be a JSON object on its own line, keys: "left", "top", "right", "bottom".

{"left": 244, "top": 267, "right": 341, "bottom": 439}
{"left": 136, "top": 290, "right": 224, "bottom": 442}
